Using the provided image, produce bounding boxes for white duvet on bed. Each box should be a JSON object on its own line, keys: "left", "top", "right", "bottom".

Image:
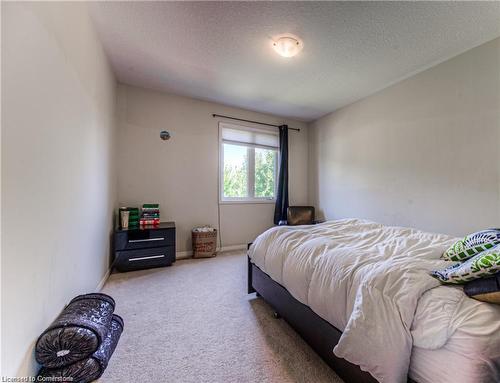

{"left": 410, "top": 285, "right": 500, "bottom": 383}
{"left": 248, "top": 218, "right": 500, "bottom": 383}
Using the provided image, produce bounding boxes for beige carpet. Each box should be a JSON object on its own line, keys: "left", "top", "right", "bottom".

{"left": 100, "top": 251, "right": 344, "bottom": 383}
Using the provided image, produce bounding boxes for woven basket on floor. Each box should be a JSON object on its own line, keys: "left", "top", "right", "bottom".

{"left": 192, "top": 230, "right": 217, "bottom": 258}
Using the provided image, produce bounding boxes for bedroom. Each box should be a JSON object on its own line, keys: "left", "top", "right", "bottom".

{"left": 1, "top": 1, "right": 500, "bottom": 383}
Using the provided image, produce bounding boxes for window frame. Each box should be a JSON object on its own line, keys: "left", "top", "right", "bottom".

{"left": 219, "top": 123, "right": 279, "bottom": 204}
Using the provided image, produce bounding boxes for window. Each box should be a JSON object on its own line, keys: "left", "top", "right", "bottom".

{"left": 220, "top": 123, "right": 279, "bottom": 203}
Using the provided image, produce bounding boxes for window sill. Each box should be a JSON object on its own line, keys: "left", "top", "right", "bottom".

{"left": 219, "top": 200, "right": 276, "bottom": 205}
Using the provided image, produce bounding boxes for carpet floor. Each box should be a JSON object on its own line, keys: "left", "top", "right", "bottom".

{"left": 100, "top": 251, "right": 344, "bottom": 383}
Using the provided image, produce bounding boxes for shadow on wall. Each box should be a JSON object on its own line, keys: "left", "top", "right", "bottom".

{"left": 15, "top": 340, "right": 38, "bottom": 379}
{"left": 315, "top": 209, "right": 326, "bottom": 222}
{"left": 109, "top": 210, "right": 119, "bottom": 270}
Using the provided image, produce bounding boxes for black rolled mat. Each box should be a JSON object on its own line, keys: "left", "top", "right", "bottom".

{"left": 35, "top": 293, "right": 115, "bottom": 368}
{"left": 38, "top": 314, "right": 124, "bottom": 383}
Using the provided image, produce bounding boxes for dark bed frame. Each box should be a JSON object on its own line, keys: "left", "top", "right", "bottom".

{"left": 248, "top": 254, "right": 416, "bottom": 383}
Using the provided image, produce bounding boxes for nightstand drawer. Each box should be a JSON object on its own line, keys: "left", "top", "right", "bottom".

{"left": 115, "top": 228, "right": 175, "bottom": 251}
{"left": 115, "top": 246, "right": 175, "bottom": 272}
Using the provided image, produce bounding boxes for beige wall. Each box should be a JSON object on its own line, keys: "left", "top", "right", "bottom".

{"left": 1, "top": 2, "right": 117, "bottom": 376}
{"left": 309, "top": 38, "right": 500, "bottom": 237}
{"left": 117, "top": 84, "right": 308, "bottom": 252}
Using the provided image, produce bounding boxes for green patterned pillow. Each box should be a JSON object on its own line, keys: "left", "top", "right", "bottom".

{"left": 432, "top": 244, "right": 500, "bottom": 284}
{"left": 442, "top": 229, "right": 500, "bottom": 262}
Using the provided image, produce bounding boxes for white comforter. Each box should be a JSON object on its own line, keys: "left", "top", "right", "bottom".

{"left": 248, "top": 219, "right": 500, "bottom": 383}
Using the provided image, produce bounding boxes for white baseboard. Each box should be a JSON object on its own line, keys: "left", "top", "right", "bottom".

{"left": 96, "top": 268, "right": 111, "bottom": 291}
{"left": 176, "top": 244, "right": 247, "bottom": 259}
{"left": 176, "top": 250, "right": 193, "bottom": 259}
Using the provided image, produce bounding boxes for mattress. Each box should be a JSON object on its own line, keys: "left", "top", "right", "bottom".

{"left": 248, "top": 219, "right": 500, "bottom": 382}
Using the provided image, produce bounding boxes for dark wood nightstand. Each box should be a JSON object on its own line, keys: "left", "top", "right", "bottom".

{"left": 114, "top": 222, "right": 176, "bottom": 272}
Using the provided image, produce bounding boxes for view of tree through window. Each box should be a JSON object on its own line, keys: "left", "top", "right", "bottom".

{"left": 255, "top": 148, "right": 276, "bottom": 198}
{"left": 223, "top": 144, "right": 248, "bottom": 197}
{"left": 223, "top": 143, "right": 277, "bottom": 200}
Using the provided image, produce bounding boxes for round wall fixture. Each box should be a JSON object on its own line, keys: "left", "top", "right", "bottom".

{"left": 272, "top": 34, "right": 303, "bottom": 58}
{"left": 160, "top": 130, "right": 171, "bottom": 140}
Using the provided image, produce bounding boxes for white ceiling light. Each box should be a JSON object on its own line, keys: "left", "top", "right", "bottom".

{"left": 272, "top": 35, "right": 303, "bottom": 58}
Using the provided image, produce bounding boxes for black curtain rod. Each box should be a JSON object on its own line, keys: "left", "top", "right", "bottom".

{"left": 212, "top": 113, "right": 300, "bottom": 132}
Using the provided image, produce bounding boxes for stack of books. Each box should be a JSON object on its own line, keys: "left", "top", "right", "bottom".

{"left": 140, "top": 203, "right": 160, "bottom": 225}
{"left": 128, "top": 208, "right": 140, "bottom": 227}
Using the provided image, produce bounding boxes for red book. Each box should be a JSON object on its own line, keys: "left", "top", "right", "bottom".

{"left": 140, "top": 218, "right": 160, "bottom": 225}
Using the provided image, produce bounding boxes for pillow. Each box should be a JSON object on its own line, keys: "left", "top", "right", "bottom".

{"left": 442, "top": 229, "right": 500, "bottom": 262}
{"left": 431, "top": 244, "right": 500, "bottom": 284}
{"left": 464, "top": 272, "right": 500, "bottom": 304}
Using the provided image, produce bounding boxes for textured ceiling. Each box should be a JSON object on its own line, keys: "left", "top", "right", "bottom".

{"left": 90, "top": 2, "right": 500, "bottom": 121}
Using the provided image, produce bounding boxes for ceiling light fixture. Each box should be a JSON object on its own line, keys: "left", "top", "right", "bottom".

{"left": 272, "top": 35, "right": 303, "bottom": 58}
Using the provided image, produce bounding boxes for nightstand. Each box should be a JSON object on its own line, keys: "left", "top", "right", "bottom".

{"left": 114, "top": 222, "right": 176, "bottom": 272}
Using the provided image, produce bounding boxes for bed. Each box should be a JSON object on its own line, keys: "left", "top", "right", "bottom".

{"left": 247, "top": 219, "right": 500, "bottom": 383}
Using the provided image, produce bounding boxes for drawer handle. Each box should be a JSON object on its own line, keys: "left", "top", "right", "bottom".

{"left": 129, "top": 254, "right": 165, "bottom": 262}
{"left": 128, "top": 237, "right": 165, "bottom": 243}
